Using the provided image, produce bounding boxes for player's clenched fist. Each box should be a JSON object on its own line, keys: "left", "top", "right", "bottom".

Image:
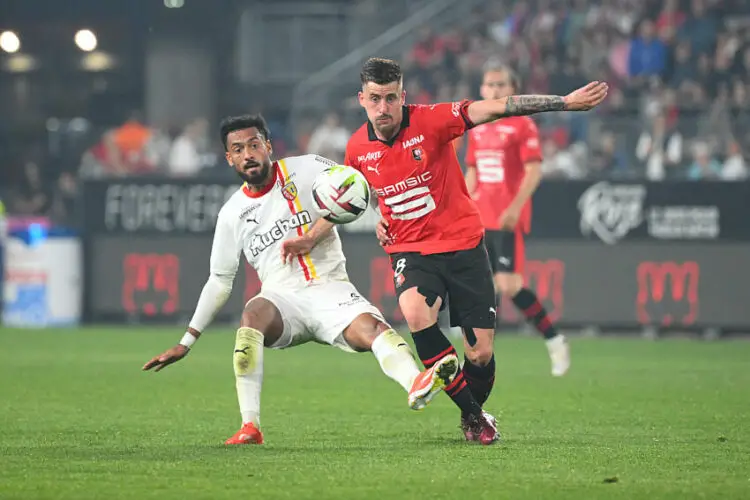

{"left": 142, "top": 345, "right": 189, "bottom": 372}
{"left": 563, "top": 81, "right": 608, "bottom": 111}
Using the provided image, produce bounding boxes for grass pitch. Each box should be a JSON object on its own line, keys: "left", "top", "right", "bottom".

{"left": 0, "top": 327, "right": 748, "bottom": 499}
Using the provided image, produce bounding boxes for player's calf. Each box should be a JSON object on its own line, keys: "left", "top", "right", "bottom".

{"left": 502, "top": 277, "right": 557, "bottom": 340}
{"left": 461, "top": 327, "right": 496, "bottom": 407}
{"left": 226, "top": 297, "right": 284, "bottom": 445}
{"left": 227, "top": 326, "right": 265, "bottom": 445}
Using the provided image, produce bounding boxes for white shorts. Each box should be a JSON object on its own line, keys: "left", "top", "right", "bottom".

{"left": 252, "top": 280, "right": 386, "bottom": 353}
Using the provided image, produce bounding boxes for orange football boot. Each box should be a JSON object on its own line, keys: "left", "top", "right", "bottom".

{"left": 408, "top": 354, "right": 459, "bottom": 410}
{"left": 225, "top": 422, "right": 264, "bottom": 445}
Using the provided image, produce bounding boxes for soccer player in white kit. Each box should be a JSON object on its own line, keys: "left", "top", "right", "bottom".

{"left": 142, "top": 114, "right": 459, "bottom": 445}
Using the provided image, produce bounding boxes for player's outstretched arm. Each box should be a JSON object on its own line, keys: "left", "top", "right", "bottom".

{"left": 281, "top": 218, "right": 335, "bottom": 264}
{"left": 143, "top": 215, "right": 240, "bottom": 372}
{"left": 466, "top": 81, "right": 609, "bottom": 126}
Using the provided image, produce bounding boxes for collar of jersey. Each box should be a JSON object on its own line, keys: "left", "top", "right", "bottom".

{"left": 367, "top": 105, "right": 410, "bottom": 146}
{"left": 242, "top": 161, "right": 279, "bottom": 198}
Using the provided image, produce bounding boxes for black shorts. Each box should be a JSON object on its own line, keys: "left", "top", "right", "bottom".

{"left": 485, "top": 229, "right": 525, "bottom": 274}
{"left": 389, "top": 238, "right": 496, "bottom": 329}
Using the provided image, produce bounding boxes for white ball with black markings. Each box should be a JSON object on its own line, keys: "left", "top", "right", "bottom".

{"left": 311, "top": 165, "right": 371, "bottom": 224}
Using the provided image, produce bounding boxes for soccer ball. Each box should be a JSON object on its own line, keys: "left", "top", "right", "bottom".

{"left": 311, "top": 165, "right": 370, "bottom": 224}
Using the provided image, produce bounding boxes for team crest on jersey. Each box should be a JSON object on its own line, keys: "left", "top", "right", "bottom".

{"left": 411, "top": 147, "right": 424, "bottom": 162}
{"left": 282, "top": 182, "right": 298, "bottom": 201}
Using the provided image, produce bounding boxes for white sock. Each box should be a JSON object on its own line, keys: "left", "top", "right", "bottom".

{"left": 233, "top": 327, "right": 264, "bottom": 427}
{"left": 371, "top": 329, "right": 421, "bottom": 392}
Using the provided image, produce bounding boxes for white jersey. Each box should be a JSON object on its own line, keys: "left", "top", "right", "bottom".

{"left": 211, "top": 154, "right": 348, "bottom": 292}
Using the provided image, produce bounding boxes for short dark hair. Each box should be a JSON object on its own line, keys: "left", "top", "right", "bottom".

{"left": 219, "top": 114, "right": 270, "bottom": 150}
{"left": 360, "top": 57, "right": 403, "bottom": 86}
{"left": 483, "top": 62, "right": 521, "bottom": 92}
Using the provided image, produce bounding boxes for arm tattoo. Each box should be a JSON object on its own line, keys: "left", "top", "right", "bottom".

{"left": 504, "top": 95, "right": 565, "bottom": 116}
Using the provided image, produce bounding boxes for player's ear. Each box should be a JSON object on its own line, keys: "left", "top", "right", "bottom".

{"left": 400, "top": 89, "right": 406, "bottom": 104}
{"left": 358, "top": 91, "right": 365, "bottom": 108}
{"left": 265, "top": 139, "right": 273, "bottom": 156}
{"left": 224, "top": 151, "right": 233, "bottom": 166}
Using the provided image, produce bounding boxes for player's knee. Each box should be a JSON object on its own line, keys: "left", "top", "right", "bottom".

{"left": 495, "top": 274, "right": 522, "bottom": 297}
{"left": 399, "top": 289, "right": 439, "bottom": 331}
{"left": 240, "top": 307, "right": 263, "bottom": 329}
{"left": 465, "top": 343, "right": 494, "bottom": 366}
{"left": 344, "top": 328, "right": 376, "bottom": 353}
{"left": 240, "top": 298, "right": 283, "bottom": 347}
{"left": 343, "top": 314, "right": 389, "bottom": 352}
{"left": 401, "top": 306, "right": 436, "bottom": 332}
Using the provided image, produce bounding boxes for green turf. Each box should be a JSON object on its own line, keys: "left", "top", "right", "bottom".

{"left": 0, "top": 327, "right": 748, "bottom": 499}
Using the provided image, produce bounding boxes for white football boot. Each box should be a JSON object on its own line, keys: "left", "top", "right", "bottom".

{"left": 546, "top": 334, "right": 570, "bottom": 377}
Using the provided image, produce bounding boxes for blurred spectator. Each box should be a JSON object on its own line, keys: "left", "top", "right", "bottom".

{"left": 50, "top": 172, "right": 78, "bottom": 225}
{"left": 487, "top": 2, "right": 528, "bottom": 48}
{"left": 79, "top": 132, "right": 118, "bottom": 179}
{"left": 656, "top": 0, "right": 686, "bottom": 33}
{"left": 588, "top": 131, "right": 627, "bottom": 178}
{"left": 628, "top": 19, "right": 667, "bottom": 79}
{"left": 453, "top": 80, "right": 472, "bottom": 101}
{"left": 435, "top": 82, "right": 454, "bottom": 103}
{"left": 306, "top": 112, "right": 350, "bottom": 162}
{"left": 578, "top": 30, "right": 611, "bottom": 77}
{"left": 147, "top": 125, "right": 176, "bottom": 171}
{"left": 405, "top": 79, "right": 432, "bottom": 105}
{"left": 527, "top": 63, "right": 550, "bottom": 94}
{"left": 721, "top": 140, "right": 748, "bottom": 180}
{"left": 541, "top": 138, "right": 582, "bottom": 179}
{"left": 107, "top": 110, "right": 157, "bottom": 175}
{"left": 9, "top": 160, "right": 52, "bottom": 216}
{"left": 732, "top": 46, "right": 750, "bottom": 82}
{"left": 687, "top": 141, "right": 722, "bottom": 179}
{"left": 407, "top": 27, "right": 446, "bottom": 83}
{"left": 168, "top": 118, "right": 211, "bottom": 177}
{"left": 636, "top": 113, "right": 684, "bottom": 180}
{"left": 669, "top": 41, "right": 697, "bottom": 88}
{"left": 678, "top": 0, "right": 719, "bottom": 56}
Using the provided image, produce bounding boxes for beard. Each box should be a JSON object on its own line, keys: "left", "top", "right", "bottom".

{"left": 236, "top": 160, "right": 271, "bottom": 186}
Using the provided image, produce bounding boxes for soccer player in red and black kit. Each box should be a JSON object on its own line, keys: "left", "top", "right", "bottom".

{"left": 345, "top": 58, "right": 606, "bottom": 445}
{"left": 465, "top": 63, "right": 570, "bottom": 377}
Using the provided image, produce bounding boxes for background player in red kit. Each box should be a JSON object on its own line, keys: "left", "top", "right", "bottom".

{"left": 465, "top": 63, "right": 570, "bottom": 377}
{"left": 345, "top": 58, "right": 606, "bottom": 445}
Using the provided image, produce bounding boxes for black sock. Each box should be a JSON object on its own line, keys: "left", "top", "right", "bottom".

{"left": 411, "top": 323, "right": 482, "bottom": 416}
{"left": 512, "top": 288, "right": 558, "bottom": 340}
{"left": 462, "top": 355, "right": 495, "bottom": 406}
